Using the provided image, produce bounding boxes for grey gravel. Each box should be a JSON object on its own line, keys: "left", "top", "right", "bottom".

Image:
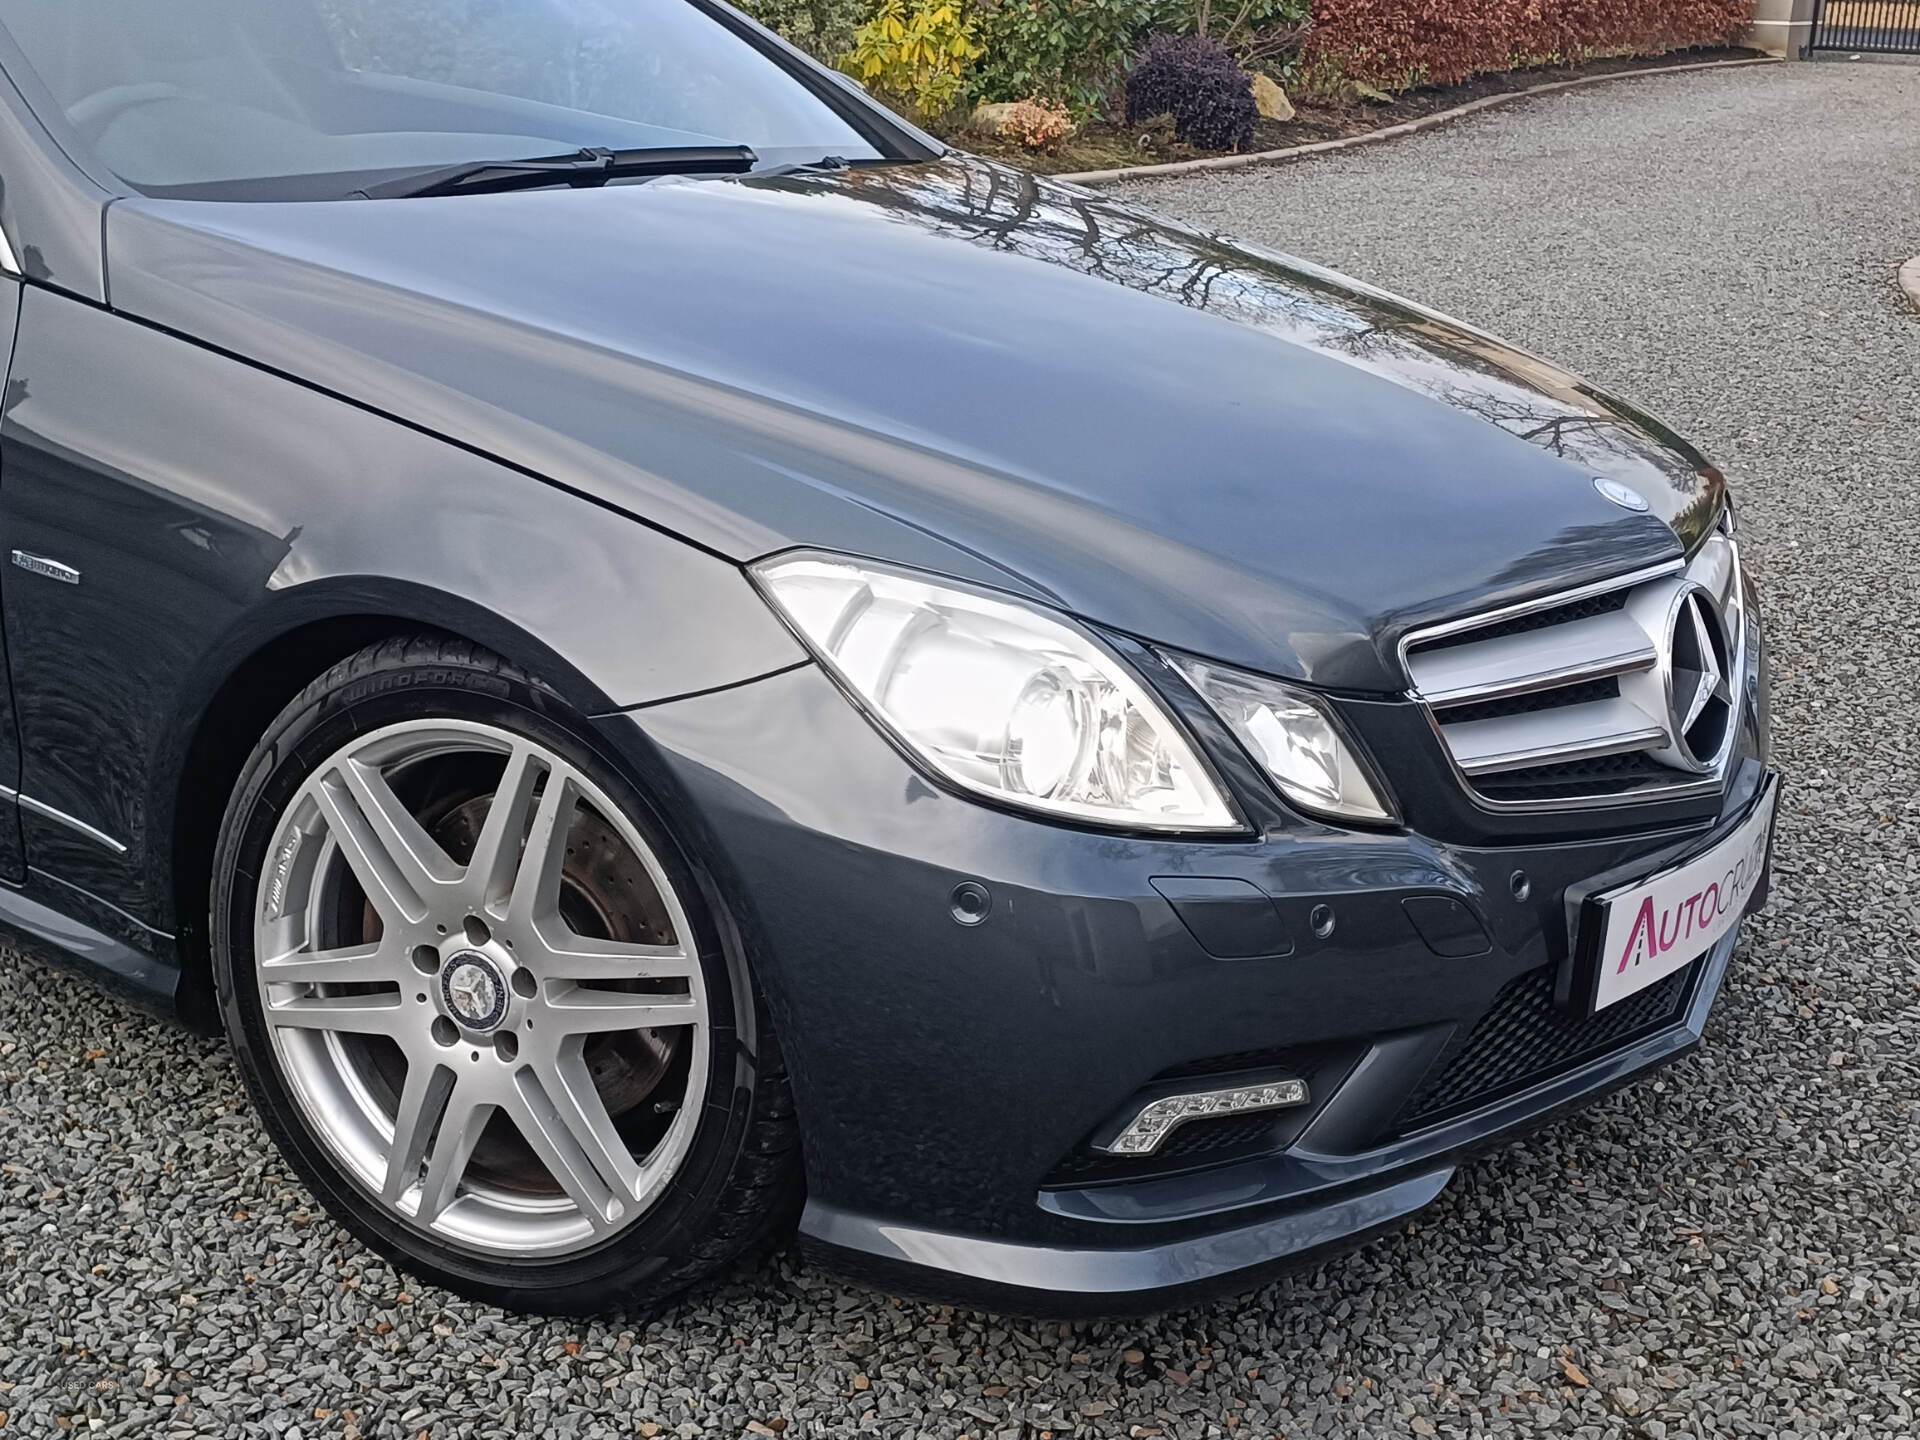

{"left": 5, "top": 61, "right": 1920, "bottom": 1440}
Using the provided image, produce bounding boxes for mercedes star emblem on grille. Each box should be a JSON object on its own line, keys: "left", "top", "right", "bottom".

{"left": 1668, "top": 588, "right": 1733, "bottom": 768}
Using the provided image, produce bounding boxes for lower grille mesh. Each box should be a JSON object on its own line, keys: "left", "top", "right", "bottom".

{"left": 1388, "top": 960, "right": 1696, "bottom": 1136}
{"left": 1470, "top": 750, "right": 1676, "bottom": 803}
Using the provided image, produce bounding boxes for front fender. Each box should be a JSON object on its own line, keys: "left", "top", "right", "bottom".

{"left": 0, "top": 288, "right": 803, "bottom": 937}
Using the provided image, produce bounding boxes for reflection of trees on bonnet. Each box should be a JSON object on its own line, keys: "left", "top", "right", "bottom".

{"left": 777, "top": 159, "right": 1714, "bottom": 508}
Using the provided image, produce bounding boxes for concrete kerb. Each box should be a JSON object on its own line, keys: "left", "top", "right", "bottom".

{"left": 1052, "top": 55, "right": 1783, "bottom": 187}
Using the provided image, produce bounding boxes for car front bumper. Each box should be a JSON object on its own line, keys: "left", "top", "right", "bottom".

{"left": 599, "top": 658, "right": 1773, "bottom": 1313}
{"left": 801, "top": 930, "right": 1733, "bottom": 1314}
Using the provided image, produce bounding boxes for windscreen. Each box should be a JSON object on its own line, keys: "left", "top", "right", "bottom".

{"left": 0, "top": 0, "right": 882, "bottom": 197}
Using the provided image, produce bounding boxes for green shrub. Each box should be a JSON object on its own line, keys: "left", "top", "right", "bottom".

{"left": 1156, "top": 0, "right": 1312, "bottom": 67}
{"left": 967, "top": 0, "right": 1160, "bottom": 116}
{"left": 734, "top": 0, "right": 867, "bottom": 64}
{"left": 963, "top": 0, "right": 1310, "bottom": 119}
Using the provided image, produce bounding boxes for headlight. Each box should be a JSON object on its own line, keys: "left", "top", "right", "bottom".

{"left": 1170, "top": 656, "right": 1394, "bottom": 825}
{"left": 752, "top": 554, "right": 1240, "bottom": 833}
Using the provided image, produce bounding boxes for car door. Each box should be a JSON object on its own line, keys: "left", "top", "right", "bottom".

{"left": 0, "top": 30, "right": 139, "bottom": 900}
{"left": 0, "top": 247, "right": 23, "bottom": 884}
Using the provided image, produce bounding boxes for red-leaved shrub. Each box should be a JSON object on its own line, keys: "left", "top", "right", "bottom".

{"left": 1302, "top": 0, "right": 1753, "bottom": 94}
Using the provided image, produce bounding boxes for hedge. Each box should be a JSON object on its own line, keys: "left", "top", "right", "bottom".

{"left": 1301, "top": 0, "right": 1754, "bottom": 93}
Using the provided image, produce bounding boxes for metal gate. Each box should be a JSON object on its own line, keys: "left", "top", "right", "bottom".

{"left": 1809, "top": 0, "right": 1920, "bottom": 53}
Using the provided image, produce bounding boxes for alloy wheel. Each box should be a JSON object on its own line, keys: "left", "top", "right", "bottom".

{"left": 252, "top": 719, "right": 710, "bottom": 1258}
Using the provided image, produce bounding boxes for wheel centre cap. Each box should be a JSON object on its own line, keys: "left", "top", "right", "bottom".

{"left": 441, "top": 951, "right": 509, "bottom": 1031}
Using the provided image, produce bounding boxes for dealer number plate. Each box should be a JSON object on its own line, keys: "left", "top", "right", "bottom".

{"left": 1585, "top": 780, "right": 1778, "bottom": 1013}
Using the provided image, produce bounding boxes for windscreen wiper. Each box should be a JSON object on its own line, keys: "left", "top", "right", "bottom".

{"left": 356, "top": 144, "right": 757, "bottom": 200}
{"left": 751, "top": 154, "right": 857, "bottom": 180}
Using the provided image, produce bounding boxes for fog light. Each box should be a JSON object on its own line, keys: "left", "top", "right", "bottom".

{"left": 1096, "top": 1077, "right": 1311, "bottom": 1156}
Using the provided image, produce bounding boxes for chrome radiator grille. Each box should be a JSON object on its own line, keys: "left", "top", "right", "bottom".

{"left": 1405, "top": 533, "right": 1746, "bottom": 809}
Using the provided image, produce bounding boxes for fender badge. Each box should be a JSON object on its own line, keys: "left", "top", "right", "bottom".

{"left": 11, "top": 550, "right": 79, "bottom": 584}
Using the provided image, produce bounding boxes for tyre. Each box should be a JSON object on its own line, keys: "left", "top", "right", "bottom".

{"left": 211, "top": 636, "right": 800, "bottom": 1314}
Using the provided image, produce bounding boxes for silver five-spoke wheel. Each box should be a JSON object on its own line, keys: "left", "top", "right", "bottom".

{"left": 254, "top": 718, "right": 709, "bottom": 1257}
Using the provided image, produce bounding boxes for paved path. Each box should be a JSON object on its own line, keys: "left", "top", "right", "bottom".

{"left": 4, "top": 63, "right": 1918, "bottom": 1440}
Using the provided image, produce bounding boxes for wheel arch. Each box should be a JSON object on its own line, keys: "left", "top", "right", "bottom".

{"left": 163, "top": 583, "right": 621, "bottom": 1032}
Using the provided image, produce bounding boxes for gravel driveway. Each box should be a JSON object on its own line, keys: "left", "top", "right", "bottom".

{"left": 5, "top": 60, "right": 1918, "bottom": 1440}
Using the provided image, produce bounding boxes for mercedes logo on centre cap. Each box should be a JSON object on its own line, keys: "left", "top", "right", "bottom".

{"left": 1667, "top": 588, "right": 1733, "bottom": 769}
{"left": 441, "top": 952, "right": 509, "bottom": 1031}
